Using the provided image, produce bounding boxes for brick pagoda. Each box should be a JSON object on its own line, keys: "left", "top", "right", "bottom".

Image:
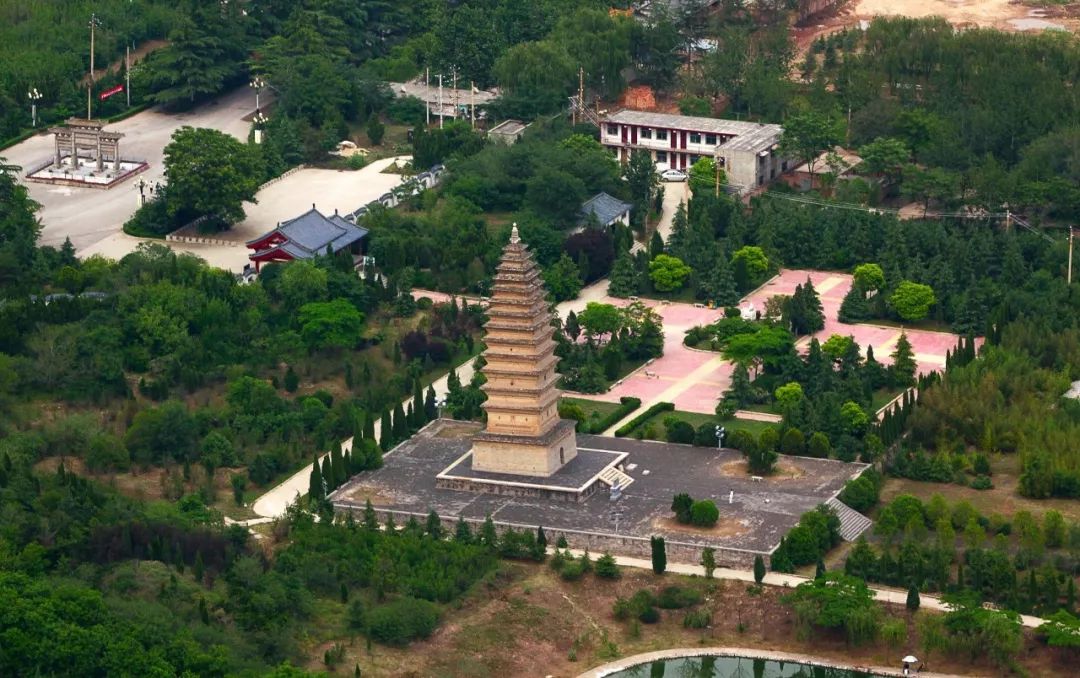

{"left": 470, "top": 226, "right": 578, "bottom": 477}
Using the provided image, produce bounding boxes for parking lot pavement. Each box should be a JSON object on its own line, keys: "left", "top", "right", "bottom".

{"left": 5, "top": 86, "right": 263, "bottom": 253}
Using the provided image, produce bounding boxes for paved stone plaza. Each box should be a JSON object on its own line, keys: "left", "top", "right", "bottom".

{"left": 332, "top": 419, "right": 866, "bottom": 565}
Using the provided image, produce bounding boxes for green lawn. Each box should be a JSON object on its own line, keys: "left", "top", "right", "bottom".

{"left": 560, "top": 397, "right": 621, "bottom": 422}
{"left": 623, "top": 408, "right": 778, "bottom": 443}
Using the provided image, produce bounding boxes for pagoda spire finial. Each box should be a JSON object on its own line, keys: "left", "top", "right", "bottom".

{"left": 509, "top": 223, "right": 520, "bottom": 244}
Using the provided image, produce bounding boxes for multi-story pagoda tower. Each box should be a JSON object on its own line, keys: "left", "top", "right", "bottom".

{"left": 471, "top": 226, "right": 578, "bottom": 477}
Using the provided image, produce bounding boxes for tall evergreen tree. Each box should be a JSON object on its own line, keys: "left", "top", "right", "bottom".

{"left": 321, "top": 456, "right": 335, "bottom": 493}
{"left": 379, "top": 409, "right": 392, "bottom": 450}
{"left": 331, "top": 442, "right": 346, "bottom": 486}
{"left": 363, "top": 499, "right": 378, "bottom": 529}
{"left": 890, "top": 332, "right": 917, "bottom": 387}
{"left": 649, "top": 230, "right": 665, "bottom": 260}
{"left": 650, "top": 536, "right": 667, "bottom": 574}
{"left": 607, "top": 252, "right": 640, "bottom": 298}
{"left": 454, "top": 516, "right": 473, "bottom": 544}
{"left": 424, "top": 385, "right": 438, "bottom": 421}
{"left": 393, "top": 402, "right": 408, "bottom": 440}
{"left": 701, "top": 250, "right": 739, "bottom": 306}
{"left": 308, "top": 455, "right": 324, "bottom": 502}
{"left": 412, "top": 380, "right": 425, "bottom": 426}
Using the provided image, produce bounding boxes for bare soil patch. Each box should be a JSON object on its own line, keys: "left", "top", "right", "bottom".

{"left": 304, "top": 562, "right": 1073, "bottom": 677}
{"left": 718, "top": 459, "right": 805, "bottom": 480}
{"left": 654, "top": 516, "right": 750, "bottom": 538}
{"left": 434, "top": 420, "right": 483, "bottom": 439}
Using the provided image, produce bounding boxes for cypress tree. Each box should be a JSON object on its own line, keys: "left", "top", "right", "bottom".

{"left": 364, "top": 412, "right": 376, "bottom": 439}
{"left": 406, "top": 401, "right": 416, "bottom": 430}
{"left": 650, "top": 536, "right": 667, "bottom": 575}
{"left": 308, "top": 456, "right": 324, "bottom": 502}
{"left": 906, "top": 584, "right": 921, "bottom": 611}
{"left": 392, "top": 402, "right": 408, "bottom": 440}
{"left": 815, "top": 557, "right": 826, "bottom": 580}
{"left": 754, "top": 554, "right": 766, "bottom": 584}
{"left": 331, "top": 442, "right": 346, "bottom": 486}
{"left": 425, "top": 384, "right": 438, "bottom": 420}
{"left": 193, "top": 551, "right": 205, "bottom": 583}
{"left": 354, "top": 411, "right": 366, "bottom": 441}
{"left": 384, "top": 513, "right": 396, "bottom": 533}
{"left": 536, "top": 525, "right": 547, "bottom": 552}
{"left": 379, "top": 409, "right": 392, "bottom": 449}
{"left": 413, "top": 380, "right": 425, "bottom": 426}
{"left": 322, "top": 457, "right": 335, "bottom": 492}
{"left": 481, "top": 515, "right": 498, "bottom": 550}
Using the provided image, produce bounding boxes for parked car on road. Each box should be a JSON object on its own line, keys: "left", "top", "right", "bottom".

{"left": 659, "top": 169, "right": 687, "bottom": 182}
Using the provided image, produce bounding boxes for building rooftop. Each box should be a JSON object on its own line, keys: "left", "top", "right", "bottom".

{"left": 793, "top": 146, "right": 863, "bottom": 175}
{"left": 489, "top": 119, "right": 529, "bottom": 136}
{"left": 604, "top": 109, "right": 783, "bottom": 153}
{"left": 578, "top": 192, "right": 633, "bottom": 227}
{"left": 247, "top": 207, "right": 368, "bottom": 257}
{"left": 1066, "top": 380, "right": 1080, "bottom": 400}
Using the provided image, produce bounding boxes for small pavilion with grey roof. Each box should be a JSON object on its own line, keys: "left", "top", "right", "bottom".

{"left": 577, "top": 192, "right": 633, "bottom": 229}
{"left": 246, "top": 206, "right": 369, "bottom": 271}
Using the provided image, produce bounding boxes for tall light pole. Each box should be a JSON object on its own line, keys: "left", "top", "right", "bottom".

{"left": 252, "top": 111, "right": 267, "bottom": 145}
{"left": 714, "top": 425, "right": 726, "bottom": 449}
{"left": 250, "top": 76, "right": 265, "bottom": 112}
{"left": 28, "top": 88, "right": 42, "bottom": 128}
{"left": 87, "top": 13, "right": 100, "bottom": 120}
{"left": 1068, "top": 226, "right": 1075, "bottom": 286}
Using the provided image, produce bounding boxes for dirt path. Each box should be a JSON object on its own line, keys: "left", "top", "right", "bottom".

{"left": 81, "top": 39, "right": 167, "bottom": 86}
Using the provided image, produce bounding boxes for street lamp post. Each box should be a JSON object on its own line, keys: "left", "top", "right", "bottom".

{"left": 714, "top": 425, "right": 726, "bottom": 449}
{"left": 435, "top": 397, "right": 447, "bottom": 420}
{"left": 249, "top": 76, "right": 265, "bottom": 112}
{"left": 28, "top": 88, "right": 42, "bottom": 127}
{"left": 252, "top": 111, "right": 267, "bottom": 144}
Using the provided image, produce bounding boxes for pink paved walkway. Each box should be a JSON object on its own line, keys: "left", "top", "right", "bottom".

{"left": 567, "top": 299, "right": 733, "bottom": 414}
{"left": 743, "top": 270, "right": 970, "bottom": 377}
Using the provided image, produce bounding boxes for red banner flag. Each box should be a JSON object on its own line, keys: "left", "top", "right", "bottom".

{"left": 99, "top": 84, "right": 124, "bottom": 101}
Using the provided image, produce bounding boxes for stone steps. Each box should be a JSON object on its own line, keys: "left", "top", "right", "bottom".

{"left": 598, "top": 465, "right": 635, "bottom": 490}
{"left": 826, "top": 497, "right": 873, "bottom": 542}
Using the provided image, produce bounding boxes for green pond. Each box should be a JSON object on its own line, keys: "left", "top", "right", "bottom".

{"left": 605, "top": 655, "right": 882, "bottom": 677}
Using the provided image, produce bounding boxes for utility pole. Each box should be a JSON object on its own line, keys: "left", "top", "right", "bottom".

{"left": 425, "top": 68, "right": 430, "bottom": 125}
{"left": 1005, "top": 209, "right": 1011, "bottom": 233}
{"left": 28, "top": 88, "right": 42, "bottom": 128}
{"left": 470, "top": 81, "right": 475, "bottom": 129}
{"left": 87, "top": 13, "right": 97, "bottom": 120}
{"left": 715, "top": 156, "right": 721, "bottom": 197}
{"left": 575, "top": 67, "right": 584, "bottom": 126}
{"left": 437, "top": 74, "right": 443, "bottom": 129}
{"left": 125, "top": 44, "right": 131, "bottom": 108}
{"left": 451, "top": 66, "right": 458, "bottom": 122}
{"left": 1069, "top": 227, "right": 1075, "bottom": 286}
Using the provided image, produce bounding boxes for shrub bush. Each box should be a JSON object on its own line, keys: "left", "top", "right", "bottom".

{"left": 671, "top": 493, "right": 694, "bottom": 524}
{"left": 638, "top": 606, "right": 660, "bottom": 624}
{"left": 690, "top": 500, "right": 719, "bottom": 527}
{"left": 683, "top": 609, "right": 710, "bottom": 629}
{"left": 580, "top": 396, "right": 641, "bottom": 434}
{"left": 615, "top": 402, "right": 674, "bottom": 437}
{"left": 666, "top": 419, "right": 695, "bottom": 444}
{"left": 367, "top": 597, "right": 440, "bottom": 645}
{"left": 595, "top": 552, "right": 620, "bottom": 579}
{"left": 971, "top": 475, "right": 993, "bottom": 490}
{"left": 658, "top": 585, "right": 703, "bottom": 609}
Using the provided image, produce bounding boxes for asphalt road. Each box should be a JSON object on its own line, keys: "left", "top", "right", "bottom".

{"left": 3, "top": 86, "right": 263, "bottom": 252}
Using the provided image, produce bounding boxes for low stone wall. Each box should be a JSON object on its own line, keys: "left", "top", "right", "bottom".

{"left": 434, "top": 476, "right": 595, "bottom": 502}
{"left": 331, "top": 501, "right": 763, "bottom": 568}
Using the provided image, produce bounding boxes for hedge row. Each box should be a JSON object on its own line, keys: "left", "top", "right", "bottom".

{"left": 614, "top": 401, "right": 674, "bottom": 437}
{"left": 582, "top": 396, "right": 641, "bottom": 434}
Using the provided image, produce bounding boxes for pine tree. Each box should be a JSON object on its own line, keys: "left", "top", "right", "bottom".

{"left": 379, "top": 409, "right": 393, "bottom": 449}
{"left": 890, "top": 332, "right": 917, "bottom": 387}
{"left": 607, "top": 252, "right": 640, "bottom": 298}
{"left": 702, "top": 251, "right": 739, "bottom": 306}
{"left": 480, "top": 515, "right": 498, "bottom": 550}
{"left": 384, "top": 513, "right": 397, "bottom": 533}
{"left": 193, "top": 551, "right": 205, "bottom": 583}
{"left": 454, "top": 517, "right": 472, "bottom": 543}
{"left": 363, "top": 499, "right": 378, "bottom": 530}
{"left": 815, "top": 557, "right": 826, "bottom": 580}
{"left": 284, "top": 365, "right": 299, "bottom": 392}
{"left": 668, "top": 201, "right": 688, "bottom": 255}
{"left": 650, "top": 536, "right": 667, "bottom": 574}
{"left": 331, "top": 442, "right": 346, "bottom": 486}
{"left": 425, "top": 510, "right": 443, "bottom": 539}
{"left": 308, "top": 456, "right": 324, "bottom": 502}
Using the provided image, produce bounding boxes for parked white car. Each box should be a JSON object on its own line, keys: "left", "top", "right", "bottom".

{"left": 659, "top": 169, "right": 688, "bottom": 182}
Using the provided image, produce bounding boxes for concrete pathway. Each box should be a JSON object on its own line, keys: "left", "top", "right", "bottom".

{"left": 561, "top": 548, "right": 1046, "bottom": 630}
{"left": 578, "top": 647, "right": 973, "bottom": 678}
{"left": 6, "top": 86, "right": 266, "bottom": 252}
{"left": 631, "top": 180, "right": 689, "bottom": 253}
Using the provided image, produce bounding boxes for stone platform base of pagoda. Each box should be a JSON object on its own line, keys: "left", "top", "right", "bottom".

{"left": 436, "top": 447, "right": 626, "bottom": 503}
{"left": 26, "top": 155, "right": 148, "bottom": 190}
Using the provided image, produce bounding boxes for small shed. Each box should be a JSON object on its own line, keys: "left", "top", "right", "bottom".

{"left": 488, "top": 119, "right": 531, "bottom": 145}
{"left": 577, "top": 192, "right": 632, "bottom": 229}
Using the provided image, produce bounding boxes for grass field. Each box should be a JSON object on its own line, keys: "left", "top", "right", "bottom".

{"left": 622, "top": 408, "right": 778, "bottom": 443}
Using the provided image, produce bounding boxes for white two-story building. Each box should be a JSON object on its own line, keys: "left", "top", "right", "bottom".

{"left": 599, "top": 110, "right": 791, "bottom": 193}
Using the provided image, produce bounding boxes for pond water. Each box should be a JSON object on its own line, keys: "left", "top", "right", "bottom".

{"left": 605, "top": 655, "right": 882, "bottom": 678}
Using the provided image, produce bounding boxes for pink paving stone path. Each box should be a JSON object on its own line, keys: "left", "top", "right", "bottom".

{"left": 742, "top": 269, "right": 973, "bottom": 377}
{"left": 565, "top": 299, "right": 733, "bottom": 414}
